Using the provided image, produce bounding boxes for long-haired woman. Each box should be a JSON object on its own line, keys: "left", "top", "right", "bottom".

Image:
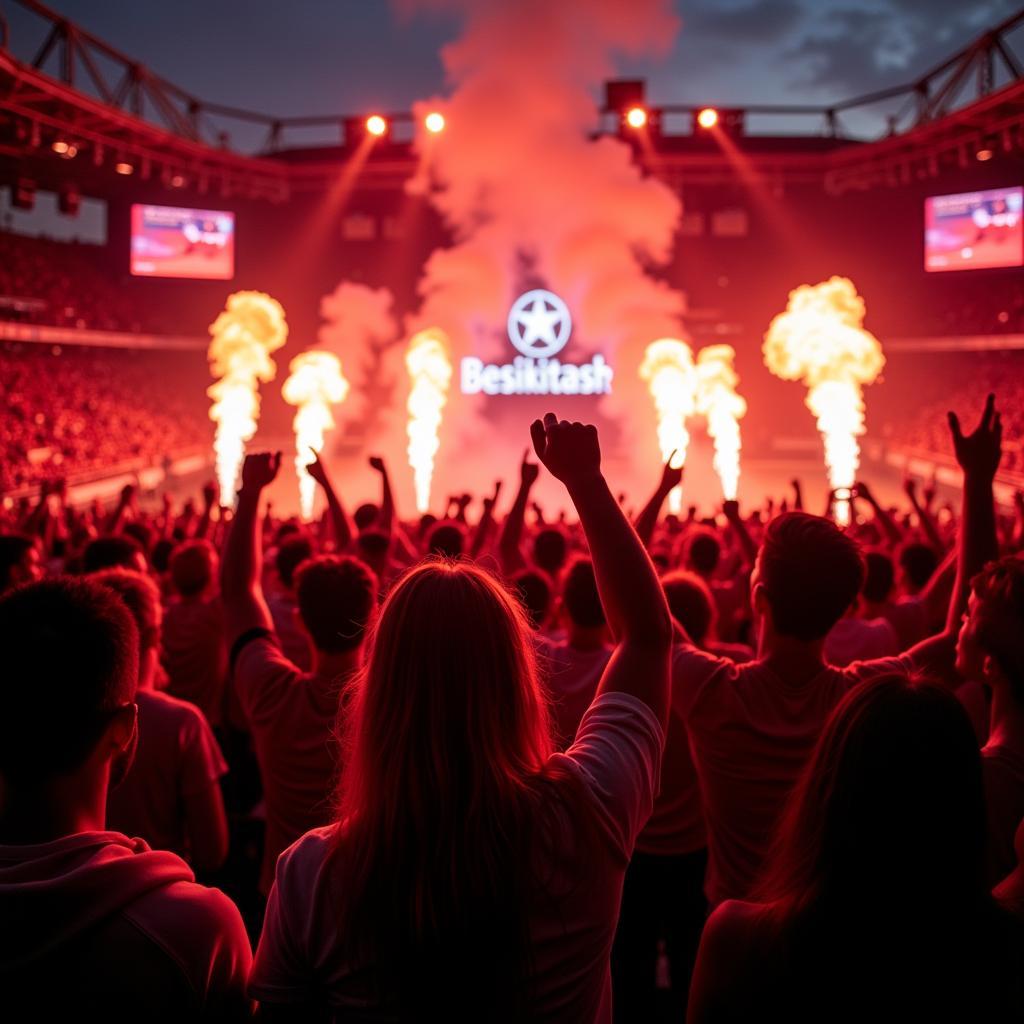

{"left": 688, "top": 673, "right": 1024, "bottom": 1022}
{"left": 249, "top": 415, "right": 672, "bottom": 1021}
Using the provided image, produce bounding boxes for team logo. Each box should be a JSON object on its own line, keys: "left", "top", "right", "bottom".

{"left": 507, "top": 289, "right": 572, "bottom": 358}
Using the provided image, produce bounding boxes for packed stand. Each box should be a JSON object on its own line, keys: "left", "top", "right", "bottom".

{"left": 1, "top": 395, "right": 1024, "bottom": 1021}
{"left": 0, "top": 341, "right": 211, "bottom": 492}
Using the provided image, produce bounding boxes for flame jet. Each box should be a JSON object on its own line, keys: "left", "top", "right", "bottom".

{"left": 207, "top": 292, "right": 288, "bottom": 504}
{"left": 695, "top": 345, "right": 747, "bottom": 501}
{"left": 763, "top": 277, "right": 885, "bottom": 526}
{"left": 405, "top": 328, "right": 453, "bottom": 514}
{"left": 282, "top": 351, "right": 350, "bottom": 520}
{"left": 639, "top": 338, "right": 697, "bottom": 514}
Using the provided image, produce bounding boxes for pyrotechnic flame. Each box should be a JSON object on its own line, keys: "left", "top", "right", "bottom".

{"left": 405, "top": 328, "right": 453, "bottom": 514}
{"left": 207, "top": 291, "right": 288, "bottom": 503}
{"left": 282, "top": 351, "right": 350, "bottom": 520}
{"left": 763, "top": 277, "right": 885, "bottom": 526}
{"left": 640, "top": 338, "right": 697, "bottom": 514}
{"left": 695, "top": 345, "right": 747, "bottom": 501}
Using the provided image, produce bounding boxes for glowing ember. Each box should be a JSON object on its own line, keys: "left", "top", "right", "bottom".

{"left": 695, "top": 344, "right": 747, "bottom": 500}
{"left": 405, "top": 328, "right": 453, "bottom": 513}
{"left": 207, "top": 291, "right": 288, "bottom": 504}
{"left": 281, "top": 351, "right": 350, "bottom": 520}
{"left": 763, "top": 277, "right": 885, "bottom": 525}
{"left": 640, "top": 338, "right": 697, "bottom": 514}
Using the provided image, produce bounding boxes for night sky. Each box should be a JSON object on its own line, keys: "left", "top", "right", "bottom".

{"left": 5, "top": 0, "right": 1018, "bottom": 133}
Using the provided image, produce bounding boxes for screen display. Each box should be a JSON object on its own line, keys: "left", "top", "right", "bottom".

{"left": 925, "top": 187, "right": 1023, "bottom": 272}
{"left": 130, "top": 204, "right": 235, "bottom": 279}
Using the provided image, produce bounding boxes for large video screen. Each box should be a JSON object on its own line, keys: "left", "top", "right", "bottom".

{"left": 130, "top": 204, "right": 235, "bottom": 279}
{"left": 925, "top": 187, "right": 1023, "bottom": 272}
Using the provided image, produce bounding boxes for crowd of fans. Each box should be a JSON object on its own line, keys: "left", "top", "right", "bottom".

{"left": 0, "top": 341, "right": 211, "bottom": 491}
{"left": 878, "top": 349, "right": 1024, "bottom": 475}
{"left": 1, "top": 392, "right": 1024, "bottom": 1020}
{"left": 0, "top": 231, "right": 156, "bottom": 333}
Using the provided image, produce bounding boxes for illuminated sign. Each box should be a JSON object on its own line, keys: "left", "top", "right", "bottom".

{"left": 461, "top": 289, "right": 613, "bottom": 396}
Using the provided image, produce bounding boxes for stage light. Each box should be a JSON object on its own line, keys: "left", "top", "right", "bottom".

{"left": 424, "top": 111, "right": 445, "bottom": 134}
{"left": 51, "top": 139, "right": 69, "bottom": 155}
{"left": 366, "top": 115, "right": 388, "bottom": 137}
{"left": 169, "top": 173, "right": 187, "bottom": 188}
{"left": 975, "top": 147, "right": 994, "bottom": 162}
{"left": 625, "top": 106, "right": 648, "bottom": 129}
{"left": 697, "top": 107, "right": 719, "bottom": 129}
{"left": 115, "top": 160, "right": 134, "bottom": 175}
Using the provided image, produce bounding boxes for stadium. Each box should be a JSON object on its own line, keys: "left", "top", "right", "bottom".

{"left": 2, "top": 1, "right": 1024, "bottom": 1019}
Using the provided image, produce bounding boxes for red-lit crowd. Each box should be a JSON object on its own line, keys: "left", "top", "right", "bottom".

{"left": 0, "top": 341, "right": 210, "bottom": 492}
{"left": 1, "top": 399, "right": 1024, "bottom": 1021}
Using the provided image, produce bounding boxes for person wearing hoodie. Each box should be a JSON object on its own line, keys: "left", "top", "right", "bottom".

{"left": 0, "top": 576, "right": 252, "bottom": 1020}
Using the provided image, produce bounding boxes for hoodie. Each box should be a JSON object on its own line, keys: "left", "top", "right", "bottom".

{"left": 0, "top": 831, "right": 251, "bottom": 1020}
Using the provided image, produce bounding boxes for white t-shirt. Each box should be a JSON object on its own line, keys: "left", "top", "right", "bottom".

{"left": 672, "top": 645, "right": 919, "bottom": 905}
{"left": 249, "top": 692, "right": 664, "bottom": 1022}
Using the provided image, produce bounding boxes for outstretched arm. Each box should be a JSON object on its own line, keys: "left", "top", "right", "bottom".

{"left": 853, "top": 481, "right": 903, "bottom": 548}
{"left": 368, "top": 456, "right": 394, "bottom": 537}
{"left": 499, "top": 451, "right": 539, "bottom": 575}
{"left": 634, "top": 453, "right": 682, "bottom": 550}
{"left": 903, "top": 476, "right": 945, "bottom": 554}
{"left": 946, "top": 394, "right": 1001, "bottom": 633}
{"left": 219, "top": 452, "right": 280, "bottom": 645}
{"left": 532, "top": 414, "right": 672, "bottom": 729}
{"left": 307, "top": 449, "right": 353, "bottom": 551}
{"left": 723, "top": 500, "right": 759, "bottom": 567}
{"left": 470, "top": 480, "right": 503, "bottom": 560}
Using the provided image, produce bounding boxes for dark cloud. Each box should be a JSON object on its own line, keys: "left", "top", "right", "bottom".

{"left": 786, "top": 0, "right": 1020, "bottom": 94}
{"left": 679, "top": 0, "right": 805, "bottom": 43}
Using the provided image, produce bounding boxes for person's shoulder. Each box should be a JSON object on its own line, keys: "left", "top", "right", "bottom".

{"left": 142, "top": 688, "right": 205, "bottom": 719}
{"left": 701, "top": 899, "right": 776, "bottom": 957}
{"left": 125, "top": 878, "right": 250, "bottom": 966}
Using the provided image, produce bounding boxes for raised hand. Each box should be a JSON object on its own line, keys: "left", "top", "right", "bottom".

{"left": 307, "top": 448, "right": 330, "bottom": 488}
{"left": 520, "top": 449, "right": 540, "bottom": 488}
{"left": 529, "top": 413, "right": 601, "bottom": 486}
{"left": 902, "top": 475, "right": 918, "bottom": 502}
{"left": 202, "top": 479, "right": 219, "bottom": 508}
{"left": 659, "top": 451, "right": 683, "bottom": 495}
{"left": 482, "top": 480, "right": 503, "bottom": 514}
{"left": 722, "top": 499, "right": 741, "bottom": 522}
{"left": 368, "top": 455, "right": 386, "bottom": 474}
{"left": 241, "top": 451, "right": 282, "bottom": 492}
{"left": 949, "top": 393, "right": 1002, "bottom": 481}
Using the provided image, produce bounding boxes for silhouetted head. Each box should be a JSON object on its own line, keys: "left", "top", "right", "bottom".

{"left": 91, "top": 568, "right": 162, "bottom": 656}
{"left": 863, "top": 551, "right": 895, "bottom": 604}
{"left": 426, "top": 520, "right": 466, "bottom": 558}
{"left": 510, "top": 567, "right": 554, "bottom": 631}
{"left": 753, "top": 512, "right": 865, "bottom": 642}
{"left": 560, "top": 556, "right": 605, "bottom": 630}
{"left": 899, "top": 541, "right": 939, "bottom": 593}
{"left": 685, "top": 528, "right": 721, "bottom": 576}
{"left": 354, "top": 503, "right": 380, "bottom": 532}
{"left": 0, "top": 534, "right": 41, "bottom": 594}
{"left": 169, "top": 538, "right": 218, "bottom": 598}
{"left": 275, "top": 532, "right": 314, "bottom": 591}
{"left": 763, "top": 673, "right": 986, "bottom": 912}
{"left": 83, "top": 534, "right": 146, "bottom": 574}
{"left": 295, "top": 555, "right": 377, "bottom": 654}
{"left": 958, "top": 556, "right": 1024, "bottom": 702}
{"left": 0, "top": 577, "right": 138, "bottom": 782}
{"left": 663, "top": 569, "right": 716, "bottom": 645}
{"left": 532, "top": 527, "right": 568, "bottom": 575}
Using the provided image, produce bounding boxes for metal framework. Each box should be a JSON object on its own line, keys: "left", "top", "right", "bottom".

{"left": 0, "top": 0, "right": 1021, "bottom": 197}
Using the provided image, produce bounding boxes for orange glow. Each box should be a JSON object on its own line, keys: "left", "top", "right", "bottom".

{"left": 696, "top": 107, "right": 719, "bottom": 129}
{"left": 640, "top": 338, "right": 697, "bottom": 514}
{"left": 695, "top": 345, "right": 746, "bottom": 500}
{"left": 115, "top": 161, "right": 134, "bottom": 175}
{"left": 207, "top": 292, "right": 288, "bottom": 504}
{"left": 405, "top": 328, "right": 453, "bottom": 513}
{"left": 366, "top": 115, "right": 388, "bottom": 137}
{"left": 763, "top": 277, "right": 885, "bottom": 527}
{"left": 625, "top": 106, "right": 648, "bottom": 129}
{"left": 424, "top": 111, "right": 446, "bottom": 134}
{"left": 282, "top": 351, "right": 350, "bottom": 520}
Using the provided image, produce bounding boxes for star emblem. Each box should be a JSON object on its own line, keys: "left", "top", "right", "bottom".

{"left": 507, "top": 289, "right": 572, "bottom": 358}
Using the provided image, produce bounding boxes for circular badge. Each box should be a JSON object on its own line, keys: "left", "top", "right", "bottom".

{"left": 507, "top": 289, "right": 572, "bottom": 358}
